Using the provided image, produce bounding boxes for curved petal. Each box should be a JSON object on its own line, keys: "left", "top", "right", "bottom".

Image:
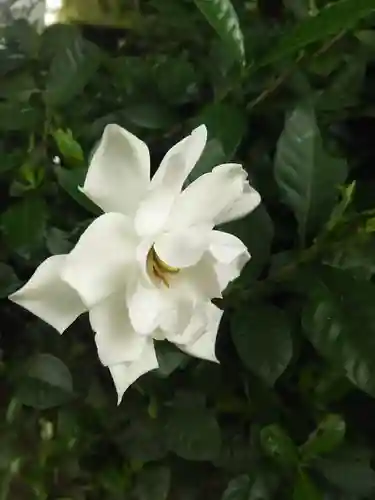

{"left": 81, "top": 124, "right": 150, "bottom": 215}
{"left": 151, "top": 124, "right": 207, "bottom": 193}
{"left": 215, "top": 182, "right": 261, "bottom": 225}
{"left": 109, "top": 339, "right": 158, "bottom": 404}
{"left": 168, "top": 163, "right": 248, "bottom": 228}
{"left": 127, "top": 280, "right": 167, "bottom": 335}
{"left": 176, "top": 303, "right": 222, "bottom": 363}
{"left": 184, "top": 254, "right": 222, "bottom": 299}
{"left": 209, "top": 230, "right": 249, "bottom": 264}
{"left": 90, "top": 294, "right": 146, "bottom": 366}
{"left": 62, "top": 213, "right": 136, "bottom": 308}
{"left": 9, "top": 255, "right": 85, "bottom": 334}
{"left": 154, "top": 223, "right": 212, "bottom": 269}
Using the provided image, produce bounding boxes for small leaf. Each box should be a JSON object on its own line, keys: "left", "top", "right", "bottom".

{"left": 17, "top": 354, "right": 74, "bottom": 410}
{"left": 1, "top": 197, "right": 47, "bottom": 252}
{"left": 260, "top": 424, "right": 299, "bottom": 468}
{"left": 260, "top": 0, "right": 375, "bottom": 66}
{"left": 52, "top": 128, "right": 84, "bottom": 163}
{"left": 0, "top": 263, "right": 20, "bottom": 298}
{"left": 293, "top": 471, "right": 323, "bottom": 500}
{"left": 231, "top": 305, "right": 292, "bottom": 385}
{"left": 300, "top": 414, "right": 346, "bottom": 463}
{"left": 193, "top": 0, "right": 245, "bottom": 64}
{"left": 222, "top": 473, "right": 277, "bottom": 500}
{"left": 155, "top": 342, "right": 188, "bottom": 378}
{"left": 45, "top": 34, "right": 101, "bottom": 107}
{"left": 134, "top": 466, "right": 171, "bottom": 500}
{"left": 275, "top": 104, "right": 347, "bottom": 242}
{"left": 55, "top": 166, "right": 101, "bottom": 215}
{"left": 302, "top": 267, "right": 375, "bottom": 396}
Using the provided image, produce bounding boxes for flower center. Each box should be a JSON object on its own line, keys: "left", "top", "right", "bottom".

{"left": 146, "top": 247, "right": 180, "bottom": 287}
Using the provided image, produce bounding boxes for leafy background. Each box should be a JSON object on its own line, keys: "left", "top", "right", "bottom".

{"left": 2, "top": 0, "right": 375, "bottom": 498}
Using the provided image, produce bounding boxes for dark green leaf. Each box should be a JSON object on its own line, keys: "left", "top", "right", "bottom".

{"left": 302, "top": 267, "right": 375, "bottom": 395}
{"left": 17, "top": 354, "right": 74, "bottom": 410}
{"left": 1, "top": 197, "right": 47, "bottom": 252}
{"left": 165, "top": 403, "right": 221, "bottom": 461}
{"left": 123, "top": 102, "right": 176, "bottom": 129}
{"left": 155, "top": 342, "right": 188, "bottom": 378}
{"left": 188, "top": 139, "right": 226, "bottom": 183}
{"left": 55, "top": 167, "right": 101, "bottom": 215}
{"left": 134, "top": 466, "right": 171, "bottom": 500}
{"left": 301, "top": 414, "right": 346, "bottom": 463}
{"left": 0, "top": 103, "right": 40, "bottom": 131}
{"left": 293, "top": 471, "right": 323, "bottom": 500}
{"left": 120, "top": 415, "right": 168, "bottom": 462}
{"left": 45, "top": 34, "right": 101, "bottom": 107}
{"left": 193, "top": 0, "right": 245, "bottom": 64}
{"left": 260, "top": 0, "right": 375, "bottom": 66}
{"left": 0, "top": 263, "right": 20, "bottom": 298}
{"left": 222, "top": 473, "right": 277, "bottom": 500}
{"left": 231, "top": 305, "right": 292, "bottom": 385}
{"left": 275, "top": 104, "right": 348, "bottom": 241}
{"left": 260, "top": 424, "right": 299, "bottom": 468}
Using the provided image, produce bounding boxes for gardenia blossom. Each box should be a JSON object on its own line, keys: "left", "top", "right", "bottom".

{"left": 9, "top": 124, "right": 261, "bottom": 403}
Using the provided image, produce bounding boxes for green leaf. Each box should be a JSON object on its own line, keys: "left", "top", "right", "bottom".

{"left": 165, "top": 400, "right": 221, "bottom": 461}
{"left": 193, "top": 0, "right": 245, "bottom": 64}
{"left": 315, "top": 448, "right": 375, "bottom": 495}
{"left": 302, "top": 267, "right": 375, "bottom": 396}
{"left": 0, "top": 263, "right": 20, "bottom": 298}
{"left": 300, "top": 414, "right": 346, "bottom": 463}
{"left": 120, "top": 415, "right": 168, "bottom": 462}
{"left": 123, "top": 102, "right": 176, "bottom": 129}
{"left": 274, "top": 104, "right": 348, "bottom": 242}
{"left": 1, "top": 197, "right": 47, "bottom": 252}
{"left": 52, "top": 129, "right": 84, "bottom": 163}
{"left": 231, "top": 305, "right": 292, "bottom": 385}
{"left": 17, "top": 354, "right": 74, "bottom": 410}
{"left": 155, "top": 342, "right": 188, "bottom": 378}
{"left": 134, "top": 466, "right": 171, "bottom": 500}
{"left": 293, "top": 471, "right": 323, "bottom": 500}
{"left": 222, "top": 205, "right": 274, "bottom": 281}
{"left": 222, "top": 473, "right": 277, "bottom": 500}
{"left": 188, "top": 139, "right": 226, "bottom": 183}
{"left": 0, "top": 103, "right": 40, "bottom": 131}
{"left": 45, "top": 34, "right": 101, "bottom": 107}
{"left": 260, "top": 0, "right": 375, "bottom": 66}
{"left": 55, "top": 166, "right": 101, "bottom": 215}
{"left": 260, "top": 424, "right": 299, "bottom": 468}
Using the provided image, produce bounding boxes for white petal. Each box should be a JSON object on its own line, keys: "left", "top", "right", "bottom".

{"left": 109, "top": 339, "right": 158, "bottom": 404}
{"left": 184, "top": 255, "right": 222, "bottom": 299}
{"left": 134, "top": 187, "right": 175, "bottom": 237}
{"left": 81, "top": 124, "right": 150, "bottom": 215}
{"left": 168, "top": 163, "right": 248, "bottom": 228}
{"left": 177, "top": 303, "right": 223, "bottom": 363}
{"left": 62, "top": 213, "right": 136, "bottom": 308}
{"left": 9, "top": 255, "right": 85, "bottom": 334}
{"left": 215, "top": 182, "right": 261, "bottom": 225}
{"left": 209, "top": 230, "right": 249, "bottom": 264}
{"left": 151, "top": 125, "right": 207, "bottom": 193}
{"left": 154, "top": 223, "right": 212, "bottom": 268}
{"left": 90, "top": 294, "right": 146, "bottom": 366}
{"left": 127, "top": 281, "right": 166, "bottom": 335}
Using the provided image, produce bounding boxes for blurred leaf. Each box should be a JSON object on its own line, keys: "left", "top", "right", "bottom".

{"left": 301, "top": 414, "right": 346, "bottom": 463}
{"left": 222, "top": 472, "right": 277, "bottom": 500}
{"left": 0, "top": 72, "right": 37, "bottom": 101}
{"left": 1, "top": 197, "right": 47, "bottom": 252}
{"left": 120, "top": 415, "right": 168, "bottom": 462}
{"left": 275, "top": 104, "right": 348, "bottom": 242}
{"left": 165, "top": 401, "right": 221, "bottom": 461}
{"left": 260, "top": 0, "right": 375, "bottom": 66}
{"left": 155, "top": 57, "right": 198, "bottom": 104}
{"left": 45, "top": 34, "right": 101, "bottom": 107}
{"left": 52, "top": 129, "right": 84, "bottom": 163}
{"left": 0, "top": 263, "right": 20, "bottom": 298}
{"left": 260, "top": 424, "right": 299, "bottom": 468}
{"left": 302, "top": 267, "right": 375, "bottom": 396}
{"left": 134, "top": 466, "right": 171, "bottom": 500}
{"left": 293, "top": 471, "right": 323, "bottom": 500}
{"left": 0, "top": 103, "right": 40, "bottom": 131}
{"left": 55, "top": 167, "right": 101, "bottom": 215}
{"left": 193, "top": 0, "right": 245, "bottom": 64}
{"left": 17, "top": 354, "right": 74, "bottom": 410}
{"left": 123, "top": 102, "right": 176, "bottom": 129}
{"left": 155, "top": 342, "right": 188, "bottom": 378}
{"left": 231, "top": 305, "right": 292, "bottom": 385}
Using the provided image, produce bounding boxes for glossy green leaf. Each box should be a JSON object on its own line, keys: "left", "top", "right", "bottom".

{"left": 1, "top": 197, "right": 47, "bottom": 252}
{"left": 275, "top": 104, "right": 348, "bottom": 242}
{"left": 260, "top": 424, "right": 299, "bottom": 468}
{"left": 302, "top": 267, "right": 375, "bottom": 396}
{"left": 134, "top": 466, "right": 171, "bottom": 500}
{"left": 17, "top": 354, "right": 74, "bottom": 410}
{"left": 55, "top": 166, "right": 101, "bottom": 215}
{"left": 293, "top": 471, "right": 322, "bottom": 500}
{"left": 193, "top": 0, "right": 245, "bottom": 64}
{"left": 45, "top": 34, "right": 101, "bottom": 107}
{"left": 260, "top": 0, "right": 375, "bottom": 66}
{"left": 300, "top": 414, "right": 346, "bottom": 463}
{"left": 52, "top": 129, "right": 84, "bottom": 163}
{"left": 231, "top": 305, "right": 292, "bottom": 385}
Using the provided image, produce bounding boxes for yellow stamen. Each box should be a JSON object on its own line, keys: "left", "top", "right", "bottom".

{"left": 146, "top": 247, "right": 180, "bottom": 287}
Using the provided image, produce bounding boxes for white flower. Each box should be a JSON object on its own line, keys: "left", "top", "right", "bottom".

{"left": 9, "top": 124, "right": 261, "bottom": 403}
